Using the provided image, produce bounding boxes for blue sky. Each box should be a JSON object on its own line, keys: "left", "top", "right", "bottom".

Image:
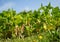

{"left": 0, "top": 0, "right": 60, "bottom": 12}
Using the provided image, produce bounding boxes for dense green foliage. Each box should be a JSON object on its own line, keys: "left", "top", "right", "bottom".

{"left": 0, "top": 3, "right": 60, "bottom": 42}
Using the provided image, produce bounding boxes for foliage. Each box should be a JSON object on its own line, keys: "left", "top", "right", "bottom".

{"left": 0, "top": 3, "right": 60, "bottom": 42}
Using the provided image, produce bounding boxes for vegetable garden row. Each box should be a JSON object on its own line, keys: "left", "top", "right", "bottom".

{"left": 0, "top": 3, "right": 60, "bottom": 42}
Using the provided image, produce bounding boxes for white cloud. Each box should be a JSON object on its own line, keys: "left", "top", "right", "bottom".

{"left": 0, "top": 2, "right": 15, "bottom": 12}
{"left": 23, "top": 7, "right": 31, "bottom": 11}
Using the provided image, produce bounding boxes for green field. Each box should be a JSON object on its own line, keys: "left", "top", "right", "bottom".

{"left": 0, "top": 3, "right": 60, "bottom": 42}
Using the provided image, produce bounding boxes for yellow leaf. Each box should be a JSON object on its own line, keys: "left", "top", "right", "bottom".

{"left": 38, "top": 35, "right": 43, "bottom": 39}
{"left": 43, "top": 23, "right": 47, "bottom": 30}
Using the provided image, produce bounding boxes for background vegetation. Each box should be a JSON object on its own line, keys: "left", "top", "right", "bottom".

{"left": 0, "top": 3, "right": 60, "bottom": 42}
